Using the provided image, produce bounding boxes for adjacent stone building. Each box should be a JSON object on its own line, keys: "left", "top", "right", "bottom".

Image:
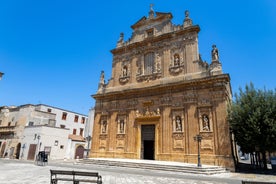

{"left": 0, "top": 104, "right": 89, "bottom": 160}
{"left": 90, "top": 8, "right": 233, "bottom": 169}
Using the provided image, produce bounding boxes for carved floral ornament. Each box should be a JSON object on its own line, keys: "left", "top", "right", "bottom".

{"left": 135, "top": 101, "right": 161, "bottom": 121}
{"left": 117, "top": 49, "right": 187, "bottom": 83}
{"left": 135, "top": 107, "right": 160, "bottom": 118}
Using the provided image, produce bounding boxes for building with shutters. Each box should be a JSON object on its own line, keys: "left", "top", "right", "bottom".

{"left": 0, "top": 104, "right": 89, "bottom": 160}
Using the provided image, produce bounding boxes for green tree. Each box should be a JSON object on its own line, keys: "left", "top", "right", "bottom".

{"left": 228, "top": 83, "right": 276, "bottom": 170}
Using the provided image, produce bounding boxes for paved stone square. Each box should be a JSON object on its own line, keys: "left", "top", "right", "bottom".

{"left": 0, "top": 159, "right": 275, "bottom": 184}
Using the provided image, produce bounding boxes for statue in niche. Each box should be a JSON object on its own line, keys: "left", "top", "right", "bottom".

{"left": 101, "top": 120, "right": 107, "bottom": 133}
{"left": 119, "top": 120, "right": 124, "bottom": 133}
{"left": 211, "top": 45, "right": 219, "bottom": 61}
{"left": 202, "top": 114, "right": 210, "bottom": 131}
{"left": 175, "top": 116, "right": 182, "bottom": 132}
{"left": 174, "top": 54, "right": 180, "bottom": 66}
{"left": 122, "top": 66, "right": 128, "bottom": 77}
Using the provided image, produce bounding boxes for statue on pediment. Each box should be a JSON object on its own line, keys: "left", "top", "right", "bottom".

{"left": 183, "top": 10, "right": 193, "bottom": 28}
{"left": 98, "top": 70, "right": 105, "bottom": 90}
{"left": 211, "top": 45, "right": 219, "bottom": 61}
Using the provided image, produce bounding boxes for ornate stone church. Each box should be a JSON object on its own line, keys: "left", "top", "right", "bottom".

{"left": 90, "top": 7, "right": 234, "bottom": 169}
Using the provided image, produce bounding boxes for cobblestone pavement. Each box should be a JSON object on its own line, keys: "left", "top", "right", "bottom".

{"left": 0, "top": 159, "right": 275, "bottom": 184}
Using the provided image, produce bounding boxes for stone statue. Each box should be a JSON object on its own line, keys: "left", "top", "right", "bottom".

{"left": 183, "top": 10, "right": 193, "bottom": 28}
{"left": 149, "top": 4, "right": 154, "bottom": 19}
{"left": 211, "top": 45, "right": 219, "bottom": 61}
{"left": 185, "top": 10, "right": 189, "bottom": 18}
{"left": 102, "top": 121, "right": 107, "bottom": 133}
{"left": 174, "top": 54, "right": 180, "bottom": 66}
{"left": 156, "top": 108, "right": 160, "bottom": 115}
{"left": 98, "top": 71, "right": 105, "bottom": 90}
{"left": 119, "top": 120, "right": 124, "bottom": 133}
{"left": 117, "top": 33, "right": 124, "bottom": 47}
{"left": 135, "top": 110, "right": 140, "bottom": 117}
{"left": 176, "top": 116, "right": 182, "bottom": 131}
{"left": 202, "top": 115, "right": 210, "bottom": 131}
{"left": 118, "top": 33, "right": 124, "bottom": 42}
{"left": 122, "top": 66, "right": 127, "bottom": 77}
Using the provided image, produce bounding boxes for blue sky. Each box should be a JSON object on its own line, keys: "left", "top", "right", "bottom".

{"left": 0, "top": 0, "right": 275, "bottom": 115}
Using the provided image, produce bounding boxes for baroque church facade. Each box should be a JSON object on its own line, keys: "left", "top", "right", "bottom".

{"left": 90, "top": 8, "right": 234, "bottom": 169}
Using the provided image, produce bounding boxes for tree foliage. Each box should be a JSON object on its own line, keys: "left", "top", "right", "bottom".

{"left": 228, "top": 83, "right": 276, "bottom": 154}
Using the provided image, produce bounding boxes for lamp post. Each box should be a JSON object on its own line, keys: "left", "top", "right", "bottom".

{"left": 194, "top": 134, "right": 202, "bottom": 167}
{"left": 86, "top": 135, "right": 91, "bottom": 158}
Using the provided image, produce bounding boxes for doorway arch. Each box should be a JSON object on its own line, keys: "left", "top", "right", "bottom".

{"left": 75, "top": 145, "right": 84, "bottom": 159}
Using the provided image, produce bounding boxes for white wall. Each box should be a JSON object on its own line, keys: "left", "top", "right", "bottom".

{"left": 36, "top": 105, "right": 87, "bottom": 136}
{"left": 21, "top": 126, "right": 69, "bottom": 160}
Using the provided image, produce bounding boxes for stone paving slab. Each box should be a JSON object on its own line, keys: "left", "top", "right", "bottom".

{"left": 0, "top": 159, "right": 275, "bottom": 184}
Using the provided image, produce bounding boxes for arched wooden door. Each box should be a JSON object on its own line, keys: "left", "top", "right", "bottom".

{"left": 75, "top": 145, "right": 84, "bottom": 159}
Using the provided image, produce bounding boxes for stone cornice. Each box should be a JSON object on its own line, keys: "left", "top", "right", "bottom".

{"left": 111, "top": 25, "right": 200, "bottom": 55}
{"left": 92, "top": 74, "right": 230, "bottom": 101}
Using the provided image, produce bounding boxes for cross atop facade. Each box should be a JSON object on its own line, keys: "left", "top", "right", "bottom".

{"left": 150, "top": 3, "right": 154, "bottom": 11}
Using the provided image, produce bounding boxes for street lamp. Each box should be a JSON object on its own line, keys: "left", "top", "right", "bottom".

{"left": 86, "top": 135, "right": 92, "bottom": 158}
{"left": 194, "top": 134, "right": 202, "bottom": 167}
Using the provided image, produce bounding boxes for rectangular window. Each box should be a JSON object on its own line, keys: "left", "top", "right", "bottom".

{"left": 0, "top": 120, "right": 2, "bottom": 125}
{"left": 147, "top": 28, "right": 154, "bottom": 37}
{"left": 144, "top": 52, "right": 155, "bottom": 75}
{"left": 62, "top": 112, "right": 67, "bottom": 120}
{"left": 60, "top": 145, "right": 64, "bottom": 149}
{"left": 81, "top": 117, "right": 85, "bottom": 124}
{"left": 28, "top": 121, "right": 34, "bottom": 126}
{"left": 47, "top": 108, "right": 52, "bottom": 113}
{"left": 80, "top": 128, "right": 84, "bottom": 136}
{"left": 73, "top": 129, "right": 77, "bottom": 135}
{"left": 74, "top": 115, "right": 79, "bottom": 123}
{"left": 54, "top": 140, "right": 58, "bottom": 146}
{"left": 60, "top": 125, "right": 65, "bottom": 128}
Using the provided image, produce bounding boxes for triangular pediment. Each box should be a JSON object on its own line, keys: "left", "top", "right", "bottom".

{"left": 131, "top": 12, "right": 173, "bottom": 30}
